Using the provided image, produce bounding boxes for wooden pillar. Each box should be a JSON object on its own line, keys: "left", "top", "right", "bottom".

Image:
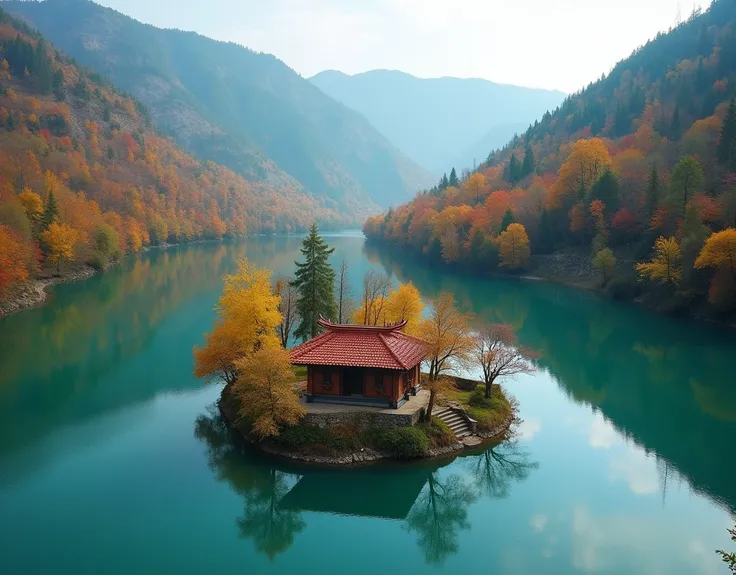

{"left": 306, "top": 366, "right": 314, "bottom": 402}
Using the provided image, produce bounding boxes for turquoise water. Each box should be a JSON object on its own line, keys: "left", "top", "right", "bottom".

{"left": 0, "top": 233, "right": 734, "bottom": 574}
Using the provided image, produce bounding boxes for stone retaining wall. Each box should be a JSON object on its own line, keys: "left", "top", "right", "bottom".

{"left": 303, "top": 408, "right": 422, "bottom": 431}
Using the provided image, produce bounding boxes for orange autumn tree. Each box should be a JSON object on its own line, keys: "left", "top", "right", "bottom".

{"left": 421, "top": 292, "right": 473, "bottom": 421}
{"left": 695, "top": 229, "right": 736, "bottom": 272}
{"left": 0, "top": 224, "right": 29, "bottom": 294}
{"left": 498, "top": 223, "right": 531, "bottom": 269}
{"left": 17, "top": 189, "right": 43, "bottom": 223}
{"left": 695, "top": 229, "right": 736, "bottom": 306}
{"left": 549, "top": 138, "right": 612, "bottom": 209}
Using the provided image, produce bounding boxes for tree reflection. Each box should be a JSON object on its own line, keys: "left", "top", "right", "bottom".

{"left": 237, "top": 468, "right": 306, "bottom": 560}
{"left": 404, "top": 472, "right": 478, "bottom": 566}
{"left": 194, "top": 407, "right": 305, "bottom": 561}
{"left": 464, "top": 439, "right": 538, "bottom": 499}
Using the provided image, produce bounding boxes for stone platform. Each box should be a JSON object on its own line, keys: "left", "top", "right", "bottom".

{"left": 301, "top": 390, "right": 430, "bottom": 430}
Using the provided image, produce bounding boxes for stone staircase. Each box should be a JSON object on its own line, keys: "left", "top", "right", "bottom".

{"left": 434, "top": 407, "right": 473, "bottom": 439}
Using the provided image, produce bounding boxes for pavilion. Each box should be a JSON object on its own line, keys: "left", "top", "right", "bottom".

{"left": 289, "top": 318, "right": 428, "bottom": 409}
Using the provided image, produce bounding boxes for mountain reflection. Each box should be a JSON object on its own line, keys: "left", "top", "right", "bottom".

{"left": 194, "top": 408, "right": 537, "bottom": 564}
{"left": 365, "top": 241, "right": 736, "bottom": 515}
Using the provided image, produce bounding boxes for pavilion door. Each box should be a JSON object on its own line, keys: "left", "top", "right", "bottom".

{"left": 342, "top": 368, "right": 364, "bottom": 396}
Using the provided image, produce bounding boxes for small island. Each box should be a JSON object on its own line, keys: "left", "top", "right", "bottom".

{"left": 195, "top": 225, "right": 534, "bottom": 465}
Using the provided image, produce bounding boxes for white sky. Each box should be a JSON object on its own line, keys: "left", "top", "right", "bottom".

{"left": 97, "top": 0, "right": 712, "bottom": 93}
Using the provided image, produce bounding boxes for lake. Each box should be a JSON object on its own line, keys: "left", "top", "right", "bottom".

{"left": 1, "top": 232, "right": 735, "bottom": 574}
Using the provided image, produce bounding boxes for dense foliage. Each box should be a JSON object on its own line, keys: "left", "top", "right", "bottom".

{"left": 0, "top": 7, "right": 345, "bottom": 297}
{"left": 7, "top": 0, "right": 431, "bottom": 213}
{"left": 365, "top": 0, "right": 736, "bottom": 318}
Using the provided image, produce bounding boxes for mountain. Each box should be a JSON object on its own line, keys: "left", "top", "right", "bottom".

{"left": 449, "top": 122, "right": 528, "bottom": 174}
{"left": 364, "top": 0, "right": 736, "bottom": 319}
{"left": 309, "top": 69, "right": 565, "bottom": 173}
{"left": 5, "top": 0, "right": 432, "bottom": 212}
{"left": 0, "top": 5, "right": 354, "bottom": 300}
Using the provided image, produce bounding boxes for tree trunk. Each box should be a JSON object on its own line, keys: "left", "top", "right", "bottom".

{"left": 426, "top": 389, "right": 436, "bottom": 422}
{"left": 484, "top": 380, "right": 492, "bottom": 399}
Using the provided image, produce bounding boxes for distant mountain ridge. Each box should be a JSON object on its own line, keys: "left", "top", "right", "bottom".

{"left": 5, "top": 0, "right": 433, "bottom": 213}
{"left": 310, "top": 69, "right": 565, "bottom": 173}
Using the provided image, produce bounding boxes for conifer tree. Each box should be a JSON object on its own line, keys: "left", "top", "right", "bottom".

{"left": 500, "top": 208, "right": 515, "bottom": 232}
{"left": 718, "top": 99, "right": 736, "bottom": 170}
{"left": 440, "top": 173, "right": 449, "bottom": 189}
{"left": 41, "top": 189, "right": 58, "bottom": 231}
{"left": 589, "top": 168, "right": 620, "bottom": 216}
{"left": 522, "top": 143, "right": 535, "bottom": 177}
{"left": 292, "top": 224, "right": 336, "bottom": 341}
{"left": 448, "top": 168, "right": 459, "bottom": 188}
{"left": 645, "top": 164, "right": 661, "bottom": 219}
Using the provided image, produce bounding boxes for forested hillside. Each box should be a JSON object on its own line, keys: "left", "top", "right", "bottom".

{"left": 0, "top": 6, "right": 348, "bottom": 299}
{"left": 365, "top": 0, "right": 736, "bottom": 319}
{"left": 6, "top": 0, "right": 432, "bottom": 212}
{"left": 310, "top": 69, "right": 564, "bottom": 173}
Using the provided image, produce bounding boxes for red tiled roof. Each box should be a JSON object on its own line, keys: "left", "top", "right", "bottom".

{"left": 290, "top": 319, "right": 428, "bottom": 370}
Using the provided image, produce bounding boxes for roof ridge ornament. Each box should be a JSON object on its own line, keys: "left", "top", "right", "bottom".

{"left": 317, "top": 317, "right": 408, "bottom": 332}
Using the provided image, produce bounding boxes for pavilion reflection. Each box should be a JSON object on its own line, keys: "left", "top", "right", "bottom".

{"left": 194, "top": 407, "right": 537, "bottom": 565}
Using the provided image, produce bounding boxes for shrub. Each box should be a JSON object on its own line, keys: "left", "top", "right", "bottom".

{"left": 418, "top": 417, "right": 456, "bottom": 448}
{"left": 369, "top": 426, "right": 430, "bottom": 459}
{"left": 469, "top": 388, "right": 493, "bottom": 408}
{"left": 277, "top": 425, "right": 329, "bottom": 449}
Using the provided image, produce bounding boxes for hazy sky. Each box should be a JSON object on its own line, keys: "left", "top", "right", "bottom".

{"left": 97, "top": 0, "right": 711, "bottom": 93}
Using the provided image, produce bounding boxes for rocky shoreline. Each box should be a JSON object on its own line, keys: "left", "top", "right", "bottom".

{"left": 0, "top": 267, "right": 98, "bottom": 318}
{"left": 218, "top": 397, "right": 516, "bottom": 467}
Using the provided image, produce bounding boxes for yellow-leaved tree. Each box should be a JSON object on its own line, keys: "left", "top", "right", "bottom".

{"left": 384, "top": 281, "right": 424, "bottom": 336}
{"left": 234, "top": 347, "right": 306, "bottom": 439}
{"left": 549, "top": 138, "right": 612, "bottom": 209}
{"left": 498, "top": 223, "right": 531, "bottom": 269}
{"left": 695, "top": 229, "right": 736, "bottom": 272}
{"left": 40, "top": 222, "right": 79, "bottom": 273}
{"left": 636, "top": 236, "right": 682, "bottom": 285}
{"left": 421, "top": 292, "right": 473, "bottom": 420}
{"left": 17, "top": 188, "right": 43, "bottom": 223}
{"left": 194, "top": 259, "right": 282, "bottom": 386}
{"left": 695, "top": 228, "right": 736, "bottom": 307}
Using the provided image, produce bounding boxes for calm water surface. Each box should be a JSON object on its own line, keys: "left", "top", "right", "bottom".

{"left": 1, "top": 233, "right": 735, "bottom": 574}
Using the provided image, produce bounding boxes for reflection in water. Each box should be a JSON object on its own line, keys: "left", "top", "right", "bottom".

{"left": 194, "top": 407, "right": 305, "bottom": 560}
{"left": 463, "top": 440, "right": 539, "bottom": 499}
{"left": 365, "top": 241, "right": 736, "bottom": 515}
{"left": 194, "top": 408, "right": 537, "bottom": 565}
{"left": 404, "top": 472, "right": 477, "bottom": 565}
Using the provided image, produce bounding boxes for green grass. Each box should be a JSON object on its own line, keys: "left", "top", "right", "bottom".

{"left": 445, "top": 383, "right": 514, "bottom": 432}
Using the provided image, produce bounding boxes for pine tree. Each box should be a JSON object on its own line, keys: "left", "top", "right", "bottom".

{"left": 522, "top": 144, "right": 535, "bottom": 178}
{"left": 41, "top": 190, "right": 59, "bottom": 231}
{"left": 645, "top": 164, "right": 660, "bottom": 219}
{"left": 507, "top": 153, "right": 521, "bottom": 184}
{"left": 589, "top": 168, "right": 621, "bottom": 216}
{"left": 448, "top": 168, "right": 459, "bottom": 188}
{"left": 292, "top": 224, "right": 336, "bottom": 341}
{"left": 718, "top": 98, "right": 736, "bottom": 170}
{"left": 500, "top": 208, "right": 515, "bottom": 232}
{"left": 439, "top": 173, "right": 449, "bottom": 189}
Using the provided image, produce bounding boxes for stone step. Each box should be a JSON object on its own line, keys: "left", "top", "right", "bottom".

{"left": 438, "top": 414, "right": 467, "bottom": 426}
{"left": 447, "top": 420, "right": 470, "bottom": 430}
{"left": 445, "top": 421, "right": 468, "bottom": 429}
